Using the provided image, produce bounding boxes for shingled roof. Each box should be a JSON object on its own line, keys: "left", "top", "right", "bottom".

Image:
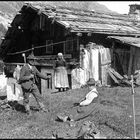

{"left": 108, "top": 36, "right": 140, "bottom": 48}
{"left": 18, "top": 2, "right": 140, "bottom": 36}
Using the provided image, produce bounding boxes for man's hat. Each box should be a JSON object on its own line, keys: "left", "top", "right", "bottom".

{"left": 27, "top": 53, "right": 36, "bottom": 60}
{"left": 87, "top": 78, "right": 96, "bottom": 86}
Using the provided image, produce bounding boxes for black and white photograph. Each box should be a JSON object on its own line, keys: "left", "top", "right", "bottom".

{"left": 0, "top": 1, "right": 140, "bottom": 139}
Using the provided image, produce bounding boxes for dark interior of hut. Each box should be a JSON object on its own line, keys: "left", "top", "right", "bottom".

{"left": 2, "top": 5, "right": 80, "bottom": 64}
{"left": 112, "top": 42, "right": 130, "bottom": 75}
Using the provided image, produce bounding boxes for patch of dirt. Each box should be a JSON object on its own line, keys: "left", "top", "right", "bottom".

{"left": 0, "top": 86, "right": 139, "bottom": 138}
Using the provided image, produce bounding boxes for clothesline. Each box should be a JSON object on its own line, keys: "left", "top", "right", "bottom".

{"left": 7, "top": 39, "right": 77, "bottom": 56}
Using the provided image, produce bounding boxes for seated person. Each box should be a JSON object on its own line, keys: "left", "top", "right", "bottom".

{"left": 79, "top": 78, "right": 98, "bottom": 106}
{"left": 57, "top": 78, "right": 98, "bottom": 125}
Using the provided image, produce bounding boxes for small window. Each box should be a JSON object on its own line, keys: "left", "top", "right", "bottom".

{"left": 46, "top": 40, "right": 53, "bottom": 53}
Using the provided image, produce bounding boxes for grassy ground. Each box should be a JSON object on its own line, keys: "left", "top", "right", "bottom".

{"left": 0, "top": 86, "right": 139, "bottom": 139}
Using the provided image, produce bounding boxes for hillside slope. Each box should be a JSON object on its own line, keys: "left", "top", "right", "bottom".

{"left": 29, "top": 1, "right": 118, "bottom": 14}
{"left": 0, "top": 1, "right": 118, "bottom": 17}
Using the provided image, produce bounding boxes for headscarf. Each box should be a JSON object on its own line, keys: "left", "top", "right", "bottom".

{"left": 57, "top": 52, "right": 65, "bottom": 61}
{"left": 58, "top": 53, "right": 63, "bottom": 56}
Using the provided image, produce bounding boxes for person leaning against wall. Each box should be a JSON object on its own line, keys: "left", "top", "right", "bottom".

{"left": 53, "top": 52, "right": 69, "bottom": 92}
{"left": 19, "top": 53, "right": 51, "bottom": 116}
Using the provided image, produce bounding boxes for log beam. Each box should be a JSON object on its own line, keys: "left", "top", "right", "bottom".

{"left": 128, "top": 46, "right": 135, "bottom": 77}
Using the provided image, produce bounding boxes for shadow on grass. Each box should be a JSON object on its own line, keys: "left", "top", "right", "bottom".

{"left": 51, "top": 91, "right": 61, "bottom": 94}
{"left": 0, "top": 95, "right": 7, "bottom": 100}
{"left": 8, "top": 101, "right": 40, "bottom": 113}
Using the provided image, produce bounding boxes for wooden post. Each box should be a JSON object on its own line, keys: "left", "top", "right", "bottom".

{"left": 111, "top": 41, "right": 115, "bottom": 67}
{"left": 77, "top": 36, "right": 80, "bottom": 65}
{"left": 89, "top": 43, "right": 93, "bottom": 78}
{"left": 128, "top": 46, "right": 135, "bottom": 77}
{"left": 77, "top": 36, "right": 79, "bottom": 50}
{"left": 63, "top": 41, "right": 65, "bottom": 55}
{"left": 131, "top": 75, "right": 137, "bottom": 139}
{"left": 132, "top": 47, "right": 136, "bottom": 75}
{"left": 39, "top": 13, "right": 42, "bottom": 29}
{"left": 76, "top": 34, "right": 80, "bottom": 64}
{"left": 13, "top": 83, "right": 15, "bottom": 95}
{"left": 46, "top": 40, "right": 48, "bottom": 53}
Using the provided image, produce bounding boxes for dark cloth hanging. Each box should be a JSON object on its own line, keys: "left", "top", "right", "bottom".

{"left": 4, "top": 65, "right": 16, "bottom": 78}
{"left": 112, "top": 51, "right": 124, "bottom": 76}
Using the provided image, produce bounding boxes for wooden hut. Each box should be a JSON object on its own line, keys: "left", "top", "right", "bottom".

{"left": 1, "top": 2, "right": 140, "bottom": 92}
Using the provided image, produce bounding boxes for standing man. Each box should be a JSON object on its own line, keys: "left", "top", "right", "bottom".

{"left": 19, "top": 53, "right": 51, "bottom": 115}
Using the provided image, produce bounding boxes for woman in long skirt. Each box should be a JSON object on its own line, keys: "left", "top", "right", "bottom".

{"left": 54, "top": 53, "right": 69, "bottom": 92}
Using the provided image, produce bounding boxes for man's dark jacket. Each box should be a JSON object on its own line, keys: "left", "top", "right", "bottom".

{"left": 19, "top": 64, "right": 48, "bottom": 90}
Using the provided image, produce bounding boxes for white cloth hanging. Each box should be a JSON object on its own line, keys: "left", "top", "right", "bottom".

{"left": 13, "top": 65, "right": 22, "bottom": 81}
{"left": 82, "top": 49, "right": 90, "bottom": 83}
{"left": 100, "top": 47, "right": 111, "bottom": 65}
{"left": 7, "top": 78, "right": 23, "bottom": 101}
{"left": 90, "top": 49, "right": 99, "bottom": 81}
{"left": 0, "top": 73, "right": 7, "bottom": 93}
{"left": 83, "top": 49, "right": 90, "bottom": 71}
{"left": 72, "top": 49, "right": 91, "bottom": 89}
{"left": 71, "top": 68, "right": 87, "bottom": 89}
{"left": 99, "top": 47, "right": 111, "bottom": 86}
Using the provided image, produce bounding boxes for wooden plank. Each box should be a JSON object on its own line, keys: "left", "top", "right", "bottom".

{"left": 63, "top": 40, "right": 66, "bottom": 55}
{"left": 121, "top": 79, "right": 131, "bottom": 86}
{"left": 5, "top": 62, "right": 24, "bottom": 66}
{"left": 108, "top": 67, "right": 131, "bottom": 86}
{"left": 109, "top": 67, "right": 123, "bottom": 80}
{"left": 111, "top": 41, "right": 115, "bottom": 68}
{"left": 76, "top": 35, "right": 81, "bottom": 66}
{"left": 89, "top": 44, "right": 93, "bottom": 78}
{"left": 128, "top": 46, "right": 134, "bottom": 77}
{"left": 36, "top": 54, "right": 72, "bottom": 59}
{"left": 132, "top": 47, "right": 136, "bottom": 74}
{"left": 108, "top": 69, "right": 119, "bottom": 84}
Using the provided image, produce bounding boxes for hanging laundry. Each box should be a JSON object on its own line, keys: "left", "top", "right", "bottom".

{"left": 7, "top": 78, "right": 23, "bottom": 101}
{"left": 79, "top": 45, "right": 86, "bottom": 69}
{"left": 82, "top": 49, "right": 90, "bottom": 82}
{"left": 102, "top": 64, "right": 112, "bottom": 85}
{"left": 77, "top": 46, "right": 90, "bottom": 88}
{"left": 82, "top": 49, "right": 90, "bottom": 71}
{"left": 13, "top": 65, "right": 23, "bottom": 101}
{"left": 0, "top": 73, "right": 7, "bottom": 94}
{"left": 99, "top": 47, "right": 111, "bottom": 86}
{"left": 71, "top": 68, "right": 88, "bottom": 89}
{"left": 7, "top": 78, "right": 23, "bottom": 102}
{"left": 100, "top": 47, "right": 111, "bottom": 65}
{"left": 90, "top": 48, "right": 99, "bottom": 81}
{"left": 13, "top": 65, "right": 22, "bottom": 81}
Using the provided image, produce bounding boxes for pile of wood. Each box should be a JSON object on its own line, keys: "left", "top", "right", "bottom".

{"left": 107, "top": 67, "right": 132, "bottom": 86}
